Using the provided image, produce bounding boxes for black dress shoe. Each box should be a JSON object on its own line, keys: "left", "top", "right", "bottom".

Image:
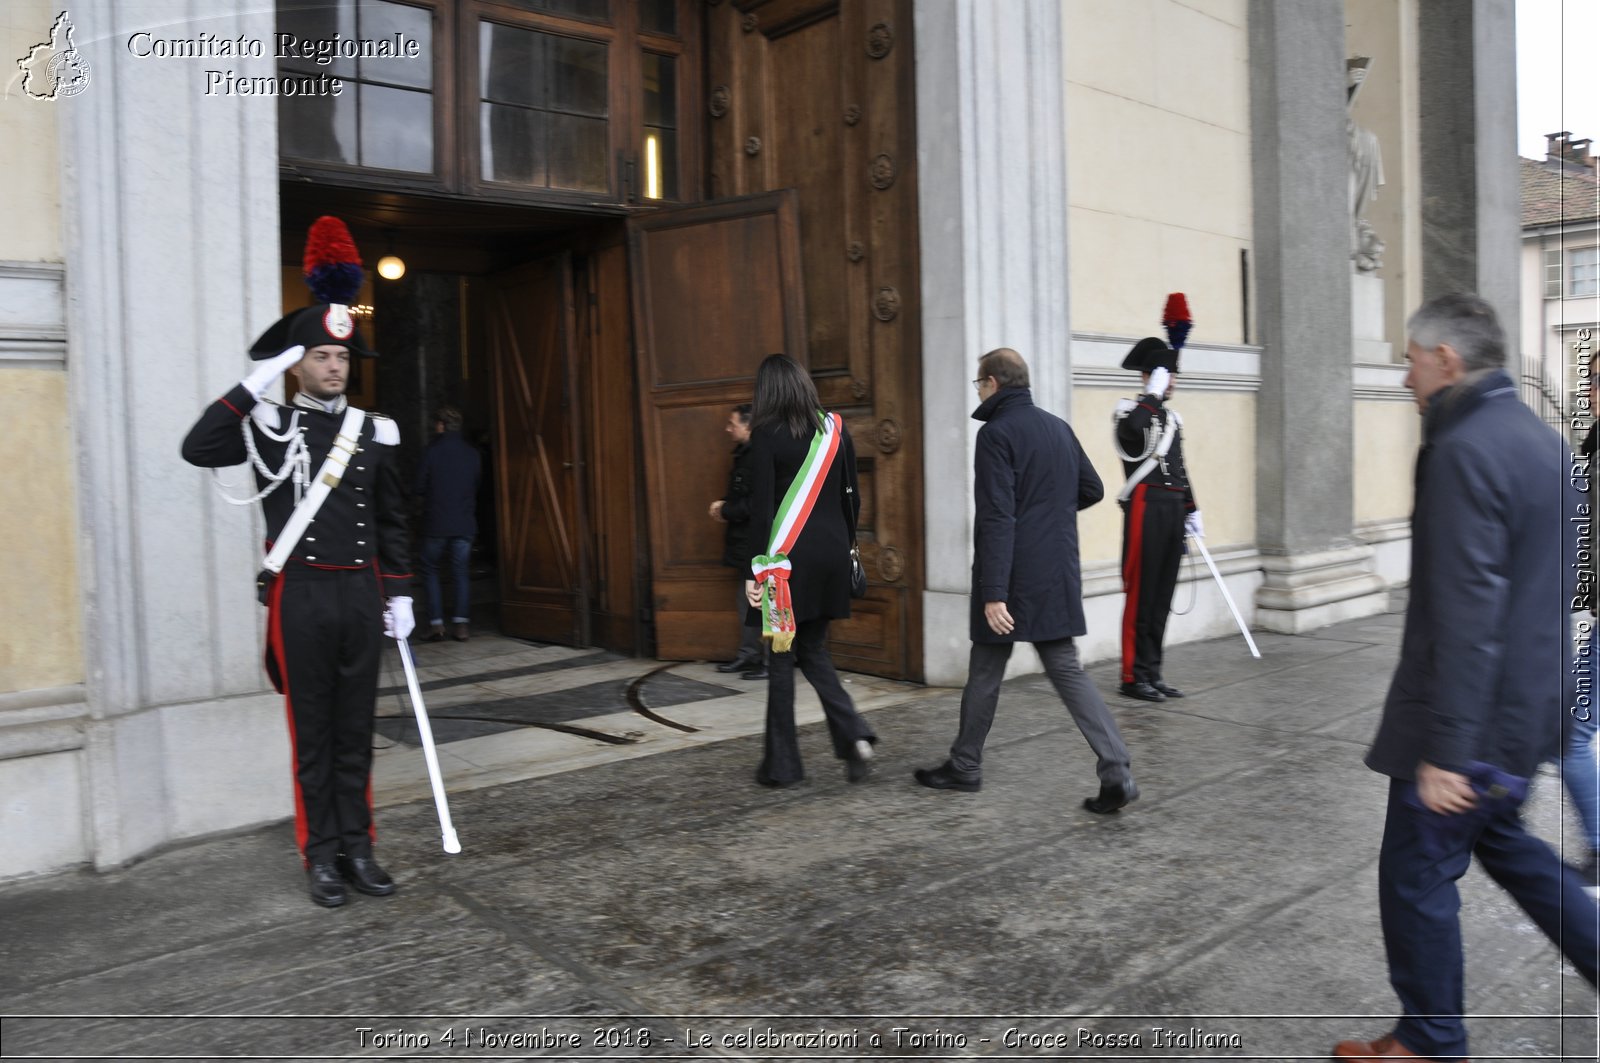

{"left": 1152, "top": 680, "right": 1185, "bottom": 698}
{"left": 716, "top": 656, "right": 755, "bottom": 673}
{"left": 1083, "top": 779, "right": 1140, "bottom": 815}
{"left": 913, "top": 761, "right": 982, "bottom": 792}
{"left": 1119, "top": 681, "right": 1166, "bottom": 702}
{"left": 741, "top": 666, "right": 769, "bottom": 680}
{"left": 845, "top": 738, "right": 875, "bottom": 783}
{"left": 307, "top": 862, "right": 347, "bottom": 908}
{"left": 336, "top": 853, "right": 396, "bottom": 897}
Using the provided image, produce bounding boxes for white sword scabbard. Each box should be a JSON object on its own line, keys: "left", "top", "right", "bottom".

{"left": 1189, "top": 534, "right": 1261, "bottom": 659}
{"left": 396, "top": 637, "right": 462, "bottom": 854}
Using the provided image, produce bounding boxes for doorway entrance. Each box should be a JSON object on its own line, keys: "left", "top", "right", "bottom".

{"left": 278, "top": 185, "right": 812, "bottom": 663}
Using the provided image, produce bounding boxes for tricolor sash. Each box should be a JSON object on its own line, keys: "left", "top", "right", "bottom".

{"left": 752, "top": 411, "right": 843, "bottom": 652}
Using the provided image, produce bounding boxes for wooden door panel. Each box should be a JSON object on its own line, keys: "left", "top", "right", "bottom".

{"left": 706, "top": 0, "right": 923, "bottom": 680}
{"left": 630, "top": 190, "right": 808, "bottom": 661}
{"left": 490, "top": 254, "right": 590, "bottom": 645}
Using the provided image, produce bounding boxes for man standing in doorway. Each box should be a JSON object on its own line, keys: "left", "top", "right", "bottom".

{"left": 182, "top": 216, "right": 413, "bottom": 909}
{"left": 710, "top": 404, "right": 767, "bottom": 679}
{"left": 913, "top": 347, "right": 1138, "bottom": 813}
{"left": 1334, "top": 294, "right": 1597, "bottom": 1060}
{"left": 1113, "top": 299, "right": 1201, "bottom": 703}
{"left": 416, "top": 404, "right": 483, "bottom": 642}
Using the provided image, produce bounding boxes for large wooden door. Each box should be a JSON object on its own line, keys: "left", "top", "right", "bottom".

{"left": 706, "top": 0, "right": 924, "bottom": 680}
{"left": 628, "top": 191, "right": 808, "bottom": 660}
{"left": 489, "top": 254, "right": 592, "bottom": 645}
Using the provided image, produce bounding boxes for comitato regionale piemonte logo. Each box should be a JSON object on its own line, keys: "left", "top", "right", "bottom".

{"left": 15, "top": 11, "right": 91, "bottom": 100}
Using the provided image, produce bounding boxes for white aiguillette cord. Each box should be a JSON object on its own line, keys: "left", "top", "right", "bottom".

{"left": 261, "top": 405, "right": 365, "bottom": 574}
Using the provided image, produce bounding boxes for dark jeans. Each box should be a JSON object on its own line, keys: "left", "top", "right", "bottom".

{"left": 759, "top": 619, "right": 875, "bottom": 784}
{"left": 950, "top": 638, "right": 1132, "bottom": 785}
{"left": 419, "top": 535, "right": 472, "bottom": 626}
{"left": 1378, "top": 778, "right": 1598, "bottom": 1058}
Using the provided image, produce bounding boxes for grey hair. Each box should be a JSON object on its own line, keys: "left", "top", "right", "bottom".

{"left": 1405, "top": 293, "right": 1506, "bottom": 371}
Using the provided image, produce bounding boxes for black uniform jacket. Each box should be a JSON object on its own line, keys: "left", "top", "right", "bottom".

{"left": 720, "top": 441, "right": 756, "bottom": 568}
{"left": 1114, "top": 394, "right": 1196, "bottom": 510}
{"left": 744, "top": 419, "right": 859, "bottom": 624}
{"left": 182, "top": 384, "right": 412, "bottom": 597}
{"left": 971, "top": 387, "right": 1103, "bottom": 644}
{"left": 1365, "top": 369, "right": 1578, "bottom": 782}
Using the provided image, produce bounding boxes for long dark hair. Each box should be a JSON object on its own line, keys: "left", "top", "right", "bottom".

{"left": 750, "top": 353, "right": 823, "bottom": 438}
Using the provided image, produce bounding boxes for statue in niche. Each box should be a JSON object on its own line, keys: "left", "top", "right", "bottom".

{"left": 1347, "top": 56, "right": 1386, "bottom": 272}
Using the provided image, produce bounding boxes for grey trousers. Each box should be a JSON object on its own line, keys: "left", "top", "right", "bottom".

{"left": 949, "top": 637, "right": 1133, "bottom": 785}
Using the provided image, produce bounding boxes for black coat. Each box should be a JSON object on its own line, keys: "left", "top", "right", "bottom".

{"left": 745, "top": 418, "right": 860, "bottom": 623}
{"left": 415, "top": 430, "right": 482, "bottom": 539}
{"left": 970, "top": 387, "right": 1104, "bottom": 643}
{"left": 1366, "top": 369, "right": 1579, "bottom": 782}
{"left": 720, "top": 441, "right": 756, "bottom": 568}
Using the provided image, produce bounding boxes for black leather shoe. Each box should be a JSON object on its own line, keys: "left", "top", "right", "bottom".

{"left": 716, "top": 656, "right": 755, "bottom": 673}
{"left": 1152, "top": 680, "right": 1185, "bottom": 698}
{"left": 1119, "top": 681, "right": 1165, "bottom": 702}
{"left": 336, "top": 853, "right": 396, "bottom": 897}
{"left": 741, "top": 667, "right": 769, "bottom": 680}
{"left": 307, "top": 862, "right": 347, "bottom": 908}
{"left": 846, "top": 738, "right": 875, "bottom": 783}
{"left": 1083, "top": 779, "right": 1140, "bottom": 814}
{"left": 913, "top": 761, "right": 982, "bottom": 792}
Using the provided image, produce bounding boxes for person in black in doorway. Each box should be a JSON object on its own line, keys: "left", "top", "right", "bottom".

{"left": 1113, "top": 312, "right": 1201, "bottom": 703}
{"left": 415, "top": 405, "right": 482, "bottom": 643}
{"left": 709, "top": 403, "right": 767, "bottom": 679}
{"left": 744, "top": 354, "right": 877, "bottom": 786}
{"left": 182, "top": 216, "right": 411, "bottom": 909}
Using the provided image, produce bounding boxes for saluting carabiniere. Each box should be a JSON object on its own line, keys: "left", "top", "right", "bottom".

{"left": 182, "top": 216, "right": 414, "bottom": 909}
{"left": 1112, "top": 294, "right": 1204, "bottom": 703}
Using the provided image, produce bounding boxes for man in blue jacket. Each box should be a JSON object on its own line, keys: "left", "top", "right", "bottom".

{"left": 415, "top": 405, "right": 482, "bottom": 642}
{"left": 1335, "top": 295, "right": 1598, "bottom": 1061}
{"left": 914, "top": 347, "right": 1137, "bottom": 813}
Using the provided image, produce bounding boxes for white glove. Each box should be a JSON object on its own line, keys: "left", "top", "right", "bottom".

{"left": 1184, "top": 510, "right": 1204, "bottom": 539}
{"left": 383, "top": 596, "right": 415, "bottom": 640}
{"left": 1146, "top": 367, "right": 1171, "bottom": 401}
{"left": 241, "top": 344, "right": 306, "bottom": 399}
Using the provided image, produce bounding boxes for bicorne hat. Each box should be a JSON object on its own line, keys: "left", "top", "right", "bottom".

{"left": 248, "top": 216, "right": 376, "bottom": 360}
{"left": 1122, "top": 337, "right": 1177, "bottom": 373}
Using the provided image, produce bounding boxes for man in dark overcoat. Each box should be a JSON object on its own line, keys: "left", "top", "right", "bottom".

{"left": 914, "top": 347, "right": 1138, "bottom": 813}
{"left": 1334, "top": 294, "right": 1598, "bottom": 1061}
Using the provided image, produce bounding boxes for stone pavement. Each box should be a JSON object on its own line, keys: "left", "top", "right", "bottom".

{"left": 2, "top": 613, "right": 1597, "bottom": 1061}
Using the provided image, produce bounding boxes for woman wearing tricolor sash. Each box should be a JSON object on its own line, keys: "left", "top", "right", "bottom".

{"left": 743, "top": 354, "right": 878, "bottom": 786}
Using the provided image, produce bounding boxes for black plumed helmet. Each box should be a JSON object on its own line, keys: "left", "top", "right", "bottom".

{"left": 248, "top": 216, "right": 376, "bottom": 360}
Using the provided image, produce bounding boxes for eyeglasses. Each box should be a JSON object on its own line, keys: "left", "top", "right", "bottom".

{"left": 972, "top": 377, "right": 989, "bottom": 393}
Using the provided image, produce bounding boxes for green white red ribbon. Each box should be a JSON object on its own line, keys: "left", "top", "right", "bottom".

{"left": 752, "top": 412, "right": 842, "bottom": 652}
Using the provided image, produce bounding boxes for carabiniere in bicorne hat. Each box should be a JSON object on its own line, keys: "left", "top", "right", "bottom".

{"left": 248, "top": 215, "right": 378, "bottom": 360}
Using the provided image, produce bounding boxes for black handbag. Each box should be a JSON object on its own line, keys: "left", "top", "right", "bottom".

{"left": 845, "top": 482, "right": 867, "bottom": 598}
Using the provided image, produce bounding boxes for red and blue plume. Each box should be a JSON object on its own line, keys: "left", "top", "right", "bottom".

{"left": 1162, "top": 292, "right": 1192, "bottom": 351}
{"left": 302, "top": 215, "right": 364, "bottom": 305}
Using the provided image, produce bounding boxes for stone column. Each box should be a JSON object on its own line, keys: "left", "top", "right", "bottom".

{"left": 1417, "top": 0, "right": 1520, "bottom": 337}
{"left": 914, "top": 0, "right": 1071, "bottom": 685}
{"left": 62, "top": 1, "right": 287, "bottom": 866}
{"left": 1248, "top": 0, "right": 1388, "bottom": 631}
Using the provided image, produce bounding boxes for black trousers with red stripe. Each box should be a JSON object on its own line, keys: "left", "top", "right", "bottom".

{"left": 1120, "top": 485, "right": 1186, "bottom": 686}
{"left": 268, "top": 565, "right": 385, "bottom": 866}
